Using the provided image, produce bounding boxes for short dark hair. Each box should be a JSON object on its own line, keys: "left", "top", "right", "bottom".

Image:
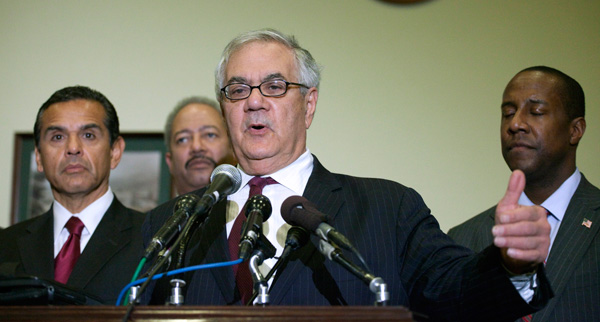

{"left": 34, "top": 85, "right": 120, "bottom": 148}
{"left": 518, "top": 66, "right": 585, "bottom": 120}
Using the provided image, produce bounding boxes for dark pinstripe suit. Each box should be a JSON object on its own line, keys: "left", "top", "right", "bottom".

{"left": 448, "top": 174, "right": 600, "bottom": 321}
{"left": 142, "top": 156, "right": 551, "bottom": 321}
{"left": 0, "top": 198, "right": 145, "bottom": 305}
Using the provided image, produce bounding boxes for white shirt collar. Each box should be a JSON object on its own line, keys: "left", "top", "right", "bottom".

{"left": 53, "top": 187, "right": 114, "bottom": 240}
{"left": 518, "top": 168, "right": 581, "bottom": 222}
{"left": 236, "top": 149, "right": 314, "bottom": 196}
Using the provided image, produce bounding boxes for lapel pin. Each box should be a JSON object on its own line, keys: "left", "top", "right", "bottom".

{"left": 581, "top": 218, "right": 592, "bottom": 229}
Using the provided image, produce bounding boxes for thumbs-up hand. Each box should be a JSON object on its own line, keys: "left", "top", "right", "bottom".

{"left": 493, "top": 170, "right": 550, "bottom": 274}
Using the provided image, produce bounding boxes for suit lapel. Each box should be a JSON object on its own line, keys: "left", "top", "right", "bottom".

{"left": 270, "top": 156, "right": 345, "bottom": 304}
{"left": 67, "top": 199, "right": 133, "bottom": 289}
{"left": 17, "top": 211, "right": 55, "bottom": 280}
{"left": 534, "top": 176, "right": 600, "bottom": 321}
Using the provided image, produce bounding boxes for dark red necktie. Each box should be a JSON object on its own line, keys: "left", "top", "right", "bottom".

{"left": 228, "top": 176, "right": 277, "bottom": 305}
{"left": 54, "top": 216, "right": 85, "bottom": 284}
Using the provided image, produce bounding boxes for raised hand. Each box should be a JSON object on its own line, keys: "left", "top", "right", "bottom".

{"left": 492, "top": 170, "right": 550, "bottom": 274}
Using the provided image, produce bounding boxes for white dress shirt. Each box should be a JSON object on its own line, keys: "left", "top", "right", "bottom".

{"left": 53, "top": 188, "right": 114, "bottom": 257}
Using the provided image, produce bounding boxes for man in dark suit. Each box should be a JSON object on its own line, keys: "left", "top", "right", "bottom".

{"left": 142, "top": 29, "right": 553, "bottom": 321}
{"left": 448, "top": 66, "right": 598, "bottom": 321}
{"left": 0, "top": 86, "right": 145, "bottom": 305}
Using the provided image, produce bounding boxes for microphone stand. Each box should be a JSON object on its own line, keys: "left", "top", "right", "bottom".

{"left": 247, "top": 234, "right": 276, "bottom": 306}
{"left": 170, "top": 210, "right": 205, "bottom": 270}
{"left": 133, "top": 206, "right": 209, "bottom": 302}
{"left": 318, "top": 240, "right": 390, "bottom": 306}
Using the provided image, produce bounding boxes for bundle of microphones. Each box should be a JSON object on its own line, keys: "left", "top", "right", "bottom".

{"left": 134, "top": 164, "right": 389, "bottom": 307}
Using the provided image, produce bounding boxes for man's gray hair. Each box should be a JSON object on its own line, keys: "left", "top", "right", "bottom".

{"left": 164, "top": 96, "right": 221, "bottom": 152}
{"left": 215, "top": 28, "right": 322, "bottom": 101}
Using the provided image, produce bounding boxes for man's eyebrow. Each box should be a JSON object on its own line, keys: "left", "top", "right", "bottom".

{"left": 174, "top": 125, "right": 220, "bottom": 137}
{"left": 227, "top": 76, "right": 248, "bottom": 84}
{"left": 528, "top": 98, "right": 547, "bottom": 105}
{"left": 44, "top": 125, "right": 65, "bottom": 135}
{"left": 81, "top": 123, "right": 102, "bottom": 131}
{"left": 263, "top": 73, "right": 285, "bottom": 82}
{"left": 173, "top": 129, "right": 192, "bottom": 137}
{"left": 226, "top": 73, "right": 287, "bottom": 85}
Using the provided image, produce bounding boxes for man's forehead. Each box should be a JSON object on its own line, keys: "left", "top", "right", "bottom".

{"left": 173, "top": 104, "right": 224, "bottom": 131}
{"left": 225, "top": 41, "right": 296, "bottom": 83}
{"left": 42, "top": 100, "right": 106, "bottom": 128}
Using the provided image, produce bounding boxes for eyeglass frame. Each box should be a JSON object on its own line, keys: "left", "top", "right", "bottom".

{"left": 220, "top": 80, "right": 310, "bottom": 100}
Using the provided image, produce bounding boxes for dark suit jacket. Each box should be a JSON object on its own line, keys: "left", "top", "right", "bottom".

{"left": 142, "top": 156, "right": 551, "bottom": 321}
{"left": 0, "top": 197, "right": 145, "bottom": 305}
{"left": 448, "top": 174, "right": 600, "bottom": 321}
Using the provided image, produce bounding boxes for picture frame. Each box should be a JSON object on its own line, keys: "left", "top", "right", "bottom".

{"left": 10, "top": 132, "right": 172, "bottom": 224}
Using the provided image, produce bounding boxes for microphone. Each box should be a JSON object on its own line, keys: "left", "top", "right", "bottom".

{"left": 194, "top": 164, "right": 242, "bottom": 215}
{"left": 281, "top": 226, "right": 310, "bottom": 258}
{"left": 318, "top": 239, "right": 389, "bottom": 305}
{"left": 143, "top": 194, "right": 199, "bottom": 259}
{"left": 143, "top": 165, "right": 241, "bottom": 260}
{"left": 281, "top": 196, "right": 389, "bottom": 305}
{"left": 238, "top": 194, "right": 272, "bottom": 260}
{"left": 281, "top": 196, "right": 356, "bottom": 253}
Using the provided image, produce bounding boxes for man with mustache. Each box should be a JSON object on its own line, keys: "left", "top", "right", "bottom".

{"left": 449, "top": 66, "right": 598, "bottom": 321}
{"left": 142, "top": 30, "right": 552, "bottom": 321}
{"left": 164, "top": 96, "right": 235, "bottom": 196}
{"left": 0, "top": 86, "right": 145, "bottom": 304}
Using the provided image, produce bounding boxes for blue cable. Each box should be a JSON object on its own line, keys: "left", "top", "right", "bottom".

{"left": 116, "top": 258, "right": 243, "bottom": 306}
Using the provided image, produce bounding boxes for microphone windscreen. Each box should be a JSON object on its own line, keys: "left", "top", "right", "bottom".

{"left": 281, "top": 196, "right": 326, "bottom": 231}
{"left": 210, "top": 164, "right": 242, "bottom": 194}
{"left": 244, "top": 194, "right": 273, "bottom": 221}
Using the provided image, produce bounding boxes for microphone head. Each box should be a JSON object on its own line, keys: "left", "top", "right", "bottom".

{"left": 285, "top": 226, "right": 310, "bottom": 250}
{"left": 210, "top": 164, "right": 242, "bottom": 195}
{"left": 174, "top": 194, "right": 200, "bottom": 212}
{"left": 281, "top": 196, "right": 326, "bottom": 232}
{"left": 244, "top": 194, "right": 272, "bottom": 221}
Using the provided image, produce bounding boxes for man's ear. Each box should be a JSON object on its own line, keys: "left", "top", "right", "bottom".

{"left": 110, "top": 136, "right": 126, "bottom": 170}
{"left": 34, "top": 147, "right": 44, "bottom": 173}
{"left": 165, "top": 151, "right": 173, "bottom": 172}
{"left": 569, "top": 117, "right": 586, "bottom": 145}
{"left": 304, "top": 87, "right": 318, "bottom": 129}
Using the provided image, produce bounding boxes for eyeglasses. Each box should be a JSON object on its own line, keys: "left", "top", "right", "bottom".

{"left": 220, "top": 80, "right": 309, "bottom": 100}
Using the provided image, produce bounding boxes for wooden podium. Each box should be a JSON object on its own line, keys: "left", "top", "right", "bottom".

{"left": 0, "top": 305, "right": 416, "bottom": 321}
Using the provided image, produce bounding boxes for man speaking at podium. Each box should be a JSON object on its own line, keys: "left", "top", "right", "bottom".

{"left": 0, "top": 86, "right": 145, "bottom": 304}
{"left": 142, "top": 29, "right": 553, "bottom": 321}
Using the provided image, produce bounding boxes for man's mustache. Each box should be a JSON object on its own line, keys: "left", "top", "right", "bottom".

{"left": 185, "top": 154, "right": 217, "bottom": 169}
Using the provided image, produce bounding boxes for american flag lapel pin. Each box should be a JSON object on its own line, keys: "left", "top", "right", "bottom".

{"left": 581, "top": 218, "right": 592, "bottom": 229}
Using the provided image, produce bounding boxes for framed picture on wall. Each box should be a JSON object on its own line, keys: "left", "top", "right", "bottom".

{"left": 10, "top": 133, "right": 172, "bottom": 224}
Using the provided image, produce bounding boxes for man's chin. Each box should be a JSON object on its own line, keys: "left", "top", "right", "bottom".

{"left": 183, "top": 172, "right": 211, "bottom": 187}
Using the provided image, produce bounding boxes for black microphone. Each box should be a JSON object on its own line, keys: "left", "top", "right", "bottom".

{"left": 282, "top": 226, "right": 309, "bottom": 258}
{"left": 143, "top": 194, "right": 199, "bottom": 260}
{"left": 238, "top": 194, "right": 272, "bottom": 260}
{"left": 194, "top": 164, "right": 242, "bottom": 215}
{"left": 143, "top": 165, "right": 241, "bottom": 260}
{"left": 281, "top": 196, "right": 356, "bottom": 253}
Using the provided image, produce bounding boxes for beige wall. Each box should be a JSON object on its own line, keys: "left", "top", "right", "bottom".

{"left": 1, "top": 0, "right": 598, "bottom": 231}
